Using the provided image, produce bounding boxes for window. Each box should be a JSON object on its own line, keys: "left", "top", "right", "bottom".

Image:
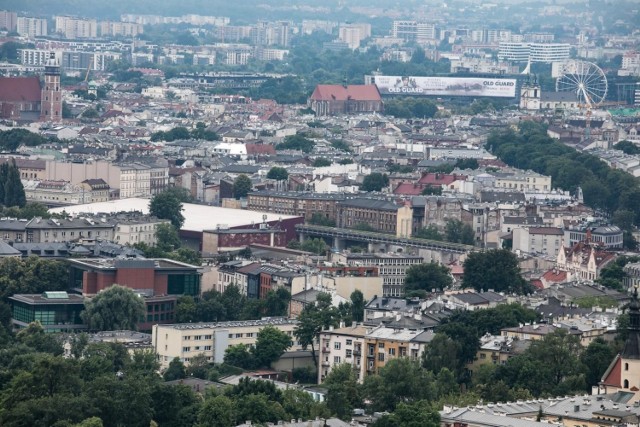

{"left": 182, "top": 347, "right": 191, "bottom": 352}
{"left": 334, "top": 342, "right": 341, "bottom": 350}
{"left": 378, "top": 353, "right": 385, "bottom": 362}
{"left": 625, "top": 363, "right": 629, "bottom": 371}
{"left": 235, "top": 333, "right": 243, "bottom": 338}
{"left": 388, "top": 348, "right": 395, "bottom": 356}
{"left": 346, "top": 350, "right": 352, "bottom": 358}
{"left": 346, "top": 339, "right": 352, "bottom": 345}
{"left": 204, "top": 335, "right": 212, "bottom": 340}
{"left": 229, "top": 334, "right": 233, "bottom": 338}
{"left": 624, "top": 379, "right": 629, "bottom": 388}
{"left": 194, "top": 335, "right": 202, "bottom": 341}
{"left": 333, "top": 356, "right": 341, "bottom": 363}
{"left": 378, "top": 343, "right": 384, "bottom": 349}
{"left": 245, "top": 333, "right": 253, "bottom": 338}
{"left": 204, "top": 346, "right": 212, "bottom": 351}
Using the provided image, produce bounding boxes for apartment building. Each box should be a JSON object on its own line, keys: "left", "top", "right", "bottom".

{"left": 0, "top": 213, "right": 167, "bottom": 246}
{"left": 55, "top": 16, "right": 98, "bottom": 39}
{"left": 391, "top": 21, "right": 437, "bottom": 43}
{"left": 43, "top": 160, "right": 169, "bottom": 198}
{"left": 98, "top": 21, "right": 144, "bottom": 37}
{"left": 336, "top": 198, "right": 413, "bottom": 237}
{"left": 318, "top": 323, "right": 434, "bottom": 382}
{"left": 16, "top": 17, "right": 48, "bottom": 38}
{"left": 493, "top": 170, "right": 552, "bottom": 191}
{"left": 247, "top": 191, "right": 347, "bottom": 223}
{"left": 564, "top": 224, "right": 623, "bottom": 249}
{"left": 331, "top": 252, "right": 423, "bottom": 297}
{"left": 152, "top": 317, "right": 299, "bottom": 367}
{"left": 512, "top": 226, "right": 564, "bottom": 257}
{"left": 0, "top": 10, "right": 17, "bottom": 32}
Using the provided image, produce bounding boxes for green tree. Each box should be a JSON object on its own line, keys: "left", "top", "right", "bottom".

{"left": 3, "top": 161, "right": 26, "bottom": 207}
{"left": 155, "top": 223, "right": 181, "bottom": 252}
{"left": 462, "top": 249, "right": 530, "bottom": 294}
{"left": 301, "top": 238, "right": 328, "bottom": 255}
{"left": 361, "top": 172, "right": 389, "bottom": 192}
{"left": 266, "top": 166, "right": 289, "bottom": 181}
{"left": 444, "top": 219, "right": 475, "bottom": 245}
{"left": 581, "top": 338, "right": 615, "bottom": 388}
{"left": 81, "top": 285, "right": 146, "bottom": 331}
{"left": 149, "top": 190, "right": 185, "bottom": 228}
{"left": 421, "top": 186, "right": 442, "bottom": 196}
{"left": 405, "top": 262, "right": 453, "bottom": 292}
{"left": 233, "top": 174, "right": 252, "bottom": 199}
{"left": 197, "top": 395, "right": 235, "bottom": 427}
{"left": 374, "top": 400, "right": 440, "bottom": 427}
{"left": 309, "top": 212, "right": 336, "bottom": 227}
{"left": 252, "top": 325, "right": 291, "bottom": 368}
{"left": 164, "top": 357, "right": 187, "bottom": 381}
{"left": 224, "top": 344, "right": 256, "bottom": 369}
{"left": 455, "top": 158, "right": 479, "bottom": 170}
{"left": 276, "top": 134, "right": 315, "bottom": 153}
{"left": 614, "top": 140, "right": 640, "bottom": 155}
{"left": 323, "top": 363, "right": 362, "bottom": 420}
{"left": 313, "top": 157, "right": 332, "bottom": 167}
{"left": 364, "top": 358, "right": 435, "bottom": 412}
{"left": 414, "top": 225, "right": 444, "bottom": 241}
{"left": 294, "top": 293, "right": 340, "bottom": 369}
{"left": 350, "top": 290, "right": 365, "bottom": 322}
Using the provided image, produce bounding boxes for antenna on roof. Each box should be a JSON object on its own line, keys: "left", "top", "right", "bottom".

{"left": 343, "top": 73, "right": 348, "bottom": 88}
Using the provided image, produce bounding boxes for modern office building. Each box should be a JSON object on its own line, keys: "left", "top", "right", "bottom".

{"left": 10, "top": 291, "right": 86, "bottom": 332}
{"left": 498, "top": 42, "right": 571, "bottom": 63}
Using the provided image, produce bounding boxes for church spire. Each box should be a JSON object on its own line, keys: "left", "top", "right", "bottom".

{"left": 622, "top": 287, "right": 640, "bottom": 359}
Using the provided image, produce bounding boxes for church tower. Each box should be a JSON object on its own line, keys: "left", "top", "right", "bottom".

{"left": 40, "top": 52, "right": 62, "bottom": 122}
{"left": 599, "top": 287, "right": 640, "bottom": 400}
{"left": 519, "top": 74, "right": 541, "bottom": 111}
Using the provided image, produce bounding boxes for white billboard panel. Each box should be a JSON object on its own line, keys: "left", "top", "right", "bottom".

{"left": 371, "top": 75, "right": 517, "bottom": 98}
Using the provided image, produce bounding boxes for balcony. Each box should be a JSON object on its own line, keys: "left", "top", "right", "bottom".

{"left": 321, "top": 361, "right": 330, "bottom": 367}
{"left": 353, "top": 349, "right": 362, "bottom": 356}
{"left": 321, "top": 347, "right": 331, "bottom": 353}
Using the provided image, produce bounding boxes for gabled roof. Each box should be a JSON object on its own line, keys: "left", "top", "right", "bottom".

{"left": 310, "top": 84, "right": 381, "bottom": 102}
{"left": 0, "top": 77, "right": 41, "bottom": 103}
{"left": 601, "top": 354, "right": 622, "bottom": 387}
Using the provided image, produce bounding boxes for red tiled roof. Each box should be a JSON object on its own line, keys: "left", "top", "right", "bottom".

{"left": 310, "top": 84, "right": 381, "bottom": 102}
{"left": 246, "top": 143, "right": 276, "bottom": 155}
{"left": 531, "top": 279, "right": 544, "bottom": 290}
{"left": 393, "top": 182, "right": 424, "bottom": 195}
{"left": 417, "top": 173, "right": 466, "bottom": 186}
{"left": 0, "top": 77, "right": 41, "bottom": 103}
{"left": 542, "top": 269, "right": 567, "bottom": 283}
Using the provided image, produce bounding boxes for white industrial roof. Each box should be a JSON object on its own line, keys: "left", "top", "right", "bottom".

{"left": 49, "top": 197, "right": 300, "bottom": 232}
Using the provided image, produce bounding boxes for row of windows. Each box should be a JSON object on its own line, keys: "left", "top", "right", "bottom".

{"left": 182, "top": 346, "right": 212, "bottom": 352}
{"left": 183, "top": 334, "right": 213, "bottom": 341}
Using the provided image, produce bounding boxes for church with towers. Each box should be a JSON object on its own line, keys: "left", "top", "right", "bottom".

{"left": 0, "top": 52, "right": 62, "bottom": 123}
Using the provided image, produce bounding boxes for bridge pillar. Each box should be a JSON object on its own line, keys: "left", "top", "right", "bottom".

{"left": 333, "top": 237, "right": 344, "bottom": 251}
{"left": 299, "top": 232, "right": 306, "bottom": 243}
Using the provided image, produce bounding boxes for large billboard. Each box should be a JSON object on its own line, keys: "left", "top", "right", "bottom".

{"left": 370, "top": 75, "right": 517, "bottom": 98}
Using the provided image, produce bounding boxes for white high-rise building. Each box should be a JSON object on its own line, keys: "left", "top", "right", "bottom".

{"left": 16, "top": 17, "right": 48, "bottom": 38}
{"left": 499, "top": 42, "right": 570, "bottom": 63}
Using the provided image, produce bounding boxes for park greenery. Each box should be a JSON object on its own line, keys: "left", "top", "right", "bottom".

{"left": 404, "top": 262, "right": 453, "bottom": 294}
{"left": 275, "top": 134, "right": 315, "bottom": 153}
{"left": 223, "top": 325, "right": 292, "bottom": 369}
{"left": 150, "top": 123, "right": 219, "bottom": 142}
{"left": 488, "top": 122, "right": 640, "bottom": 238}
{"left": 361, "top": 172, "right": 389, "bottom": 192}
{"left": 414, "top": 219, "right": 475, "bottom": 245}
{"left": 0, "top": 128, "right": 54, "bottom": 151}
{"left": 384, "top": 97, "right": 438, "bottom": 119}
{"left": 175, "top": 284, "right": 291, "bottom": 323}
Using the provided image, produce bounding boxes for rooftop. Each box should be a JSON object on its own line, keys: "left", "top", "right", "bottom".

{"left": 49, "top": 198, "right": 300, "bottom": 232}
{"left": 156, "top": 316, "right": 298, "bottom": 331}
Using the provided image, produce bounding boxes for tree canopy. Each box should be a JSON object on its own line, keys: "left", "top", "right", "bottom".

{"left": 233, "top": 174, "right": 253, "bottom": 199}
{"left": 404, "top": 262, "right": 453, "bottom": 293}
{"left": 361, "top": 172, "right": 389, "bottom": 192}
{"left": 149, "top": 188, "right": 187, "bottom": 228}
{"left": 266, "top": 166, "right": 289, "bottom": 181}
{"left": 81, "top": 285, "right": 146, "bottom": 331}
{"left": 276, "top": 134, "right": 315, "bottom": 153}
{"left": 462, "top": 249, "right": 530, "bottom": 294}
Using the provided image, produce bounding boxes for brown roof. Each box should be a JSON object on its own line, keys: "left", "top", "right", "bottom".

{"left": 310, "top": 84, "right": 381, "bottom": 102}
{"left": 0, "top": 77, "right": 41, "bottom": 103}
{"left": 528, "top": 227, "right": 564, "bottom": 236}
{"left": 246, "top": 143, "right": 276, "bottom": 156}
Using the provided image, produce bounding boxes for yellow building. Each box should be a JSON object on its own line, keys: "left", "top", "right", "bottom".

{"left": 152, "top": 317, "right": 300, "bottom": 368}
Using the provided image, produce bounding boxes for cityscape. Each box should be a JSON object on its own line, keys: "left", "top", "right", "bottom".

{"left": 0, "top": 0, "right": 639, "bottom": 426}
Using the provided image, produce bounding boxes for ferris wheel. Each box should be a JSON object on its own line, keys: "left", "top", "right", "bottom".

{"left": 555, "top": 60, "right": 608, "bottom": 107}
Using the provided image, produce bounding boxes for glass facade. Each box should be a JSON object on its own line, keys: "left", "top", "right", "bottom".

{"left": 167, "top": 274, "right": 200, "bottom": 296}
{"left": 12, "top": 300, "right": 84, "bottom": 331}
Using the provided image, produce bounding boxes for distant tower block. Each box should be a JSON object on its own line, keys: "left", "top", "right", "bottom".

{"left": 40, "top": 52, "right": 62, "bottom": 122}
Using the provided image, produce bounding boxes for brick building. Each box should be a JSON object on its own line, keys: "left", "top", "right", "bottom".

{"left": 308, "top": 84, "right": 383, "bottom": 116}
{"left": 247, "top": 191, "right": 347, "bottom": 223}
